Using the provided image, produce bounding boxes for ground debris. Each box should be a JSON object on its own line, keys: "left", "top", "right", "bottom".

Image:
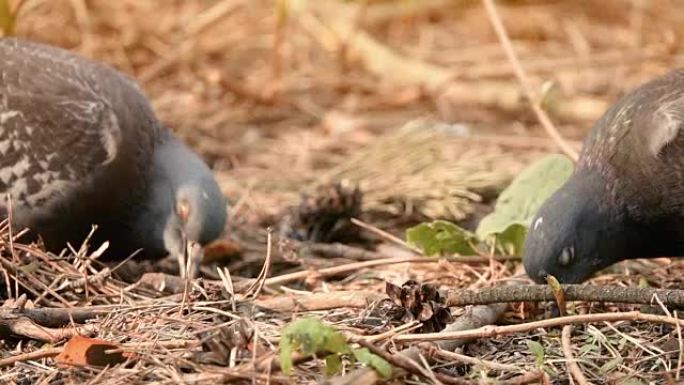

{"left": 2, "top": 0, "right": 684, "bottom": 384}
{"left": 280, "top": 181, "right": 363, "bottom": 244}
{"left": 366, "top": 280, "right": 453, "bottom": 334}
{"left": 195, "top": 318, "right": 254, "bottom": 366}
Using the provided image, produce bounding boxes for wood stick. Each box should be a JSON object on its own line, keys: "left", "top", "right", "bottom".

{"left": 481, "top": 0, "right": 579, "bottom": 161}
{"left": 394, "top": 311, "right": 684, "bottom": 343}
{"left": 442, "top": 284, "right": 684, "bottom": 308}
{"left": 561, "top": 325, "right": 591, "bottom": 385}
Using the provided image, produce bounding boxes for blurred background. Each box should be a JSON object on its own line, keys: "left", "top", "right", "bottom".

{"left": 2, "top": 0, "right": 683, "bottom": 265}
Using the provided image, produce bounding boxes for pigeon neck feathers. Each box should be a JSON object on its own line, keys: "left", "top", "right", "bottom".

{"left": 128, "top": 130, "right": 227, "bottom": 256}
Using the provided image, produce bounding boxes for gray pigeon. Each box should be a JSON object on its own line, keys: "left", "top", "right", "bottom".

{"left": 0, "top": 37, "right": 228, "bottom": 277}
{"left": 524, "top": 68, "right": 684, "bottom": 284}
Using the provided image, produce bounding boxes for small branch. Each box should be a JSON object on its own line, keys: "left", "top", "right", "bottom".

{"left": 58, "top": 267, "right": 111, "bottom": 291}
{"left": 20, "top": 307, "right": 106, "bottom": 328}
{"left": 243, "top": 228, "right": 274, "bottom": 298}
{"left": 356, "top": 339, "right": 474, "bottom": 385}
{"left": 350, "top": 218, "right": 419, "bottom": 253}
{"left": 296, "top": 242, "right": 387, "bottom": 261}
{"left": 255, "top": 290, "right": 385, "bottom": 312}
{"left": 481, "top": 0, "right": 579, "bottom": 161}
{"left": 301, "top": 1, "right": 607, "bottom": 124}
{"left": 442, "top": 284, "right": 684, "bottom": 308}
{"left": 135, "top": 272, "right": 190, "bottom": 294}
{"left": 328, "top": 304, "right": 507, "bottom": 385}
{"left": 394, "top": 311, "right": 684, "bottom": 343}
{"left": 430, "top": 348, "right": 520, "bottom": 372}
{"left": 242, "top": 255, "right": 507, "bottom": 291}
{"left": 0, "top": 314, "right": 96, "bottom": 343}
{"left": 505, "top": 371, "right": 548, "bottom": 385}
{"left": 561, "top": 325, "right": 590, "bottom": 385}
{"left": 0, "top": 347, "right": 62, "bottom": 368}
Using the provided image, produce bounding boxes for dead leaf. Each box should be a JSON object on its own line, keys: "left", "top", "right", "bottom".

{"left": 546, "top": 275, "right": 567, "bottom": 316}
{"left": 55, "top": 336, "right": 133, "bottom": 367}
{"left": 203, "top": 239, "right": 243, "bottom": 263}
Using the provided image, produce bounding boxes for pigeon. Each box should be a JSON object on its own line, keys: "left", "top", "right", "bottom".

{"left": 0, "top": 37, "right": 227, "bottom": 277}
{"left": 523, "top": 68, "right": 684, "bottom": 284}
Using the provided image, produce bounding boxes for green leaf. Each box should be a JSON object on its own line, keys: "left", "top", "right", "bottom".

{"left": 476, "top": 154, "right": 574, "bottom": 253}
{"left": 325, "top": 354, "right": 343, "bottom": 376}
{"left": 406, "top": 220, "right": 476, "bottom": 256}
{"left": 279, "top": 329, "right": 294, "bottom": 374}
{"left": 494, "top": 223, "right": 528, "bottom": 256}
{"left": 619, "top": 378, "right": 647, "bottom": 385}
{"left": 352, "top": 348, "right": 393, "bottom": 379}
{"left": 600, "top": 357, "right": 623, "bottom": 373}
{"left": 578, "top": 343, "right": 598, "bottom": 355}
{"left": 0, "top": 0, "right": 15, "bottom": 36}
{"left": 526, "top": 340, "right": 545, "bottom": 367}
{"left": 279, "top": 319, "right": 394, "bottom": 378}
{"left": 279, "top": 318, "right": 351, "bottom": 375}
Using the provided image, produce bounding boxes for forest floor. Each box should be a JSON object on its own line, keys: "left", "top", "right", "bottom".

{"left": 2, "top": 0, "right": 684, "bottom": 384}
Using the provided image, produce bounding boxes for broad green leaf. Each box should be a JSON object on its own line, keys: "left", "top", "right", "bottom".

{"left": 619, "top": 379, "right": 647, "bottom": 385}
{"left": 279, "top": 328, "right": 294, "bottom": 374}
{"left": 279, "top": 319, "right": 394, "bottom": 378}
{"left": 526, "top": 340, "right": 545, "bottom": 367}
{"left": 406, "top": 220, "right": 476, "bottom": 256}
{"left": 494, "top": 223, "right": 528, "bottom": 256}
{"left": 476, "top": 154, "right": 574, "bottom": 250}
{"left": 353, "top": 348, "right": 392, "bottom": 379}
{"left": 0, "top": 0, "right": 15, "bottom": 36}
{"left": 600, "top": 357, "right": 623, "bottom": 373}
{"left": 324, "top": 354, "right": 343, "bottom": 376}
{"left": 279, "top": 318, "right": 351, "bottom": 375}
{"left": 578, "top": 343, "right": 598, "bottom": 355}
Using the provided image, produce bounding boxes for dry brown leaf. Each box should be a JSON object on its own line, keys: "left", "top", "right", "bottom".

{"left": 203, "top": 239, "right": 243, "bottom": 263}
{"left": 55, "top": 336, "right": 133, "bottom": 368}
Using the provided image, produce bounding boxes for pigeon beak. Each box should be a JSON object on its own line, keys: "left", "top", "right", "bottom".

{"left": 165, "top": 225, "right": 202, "bottom": 279}
{"left": 176, "top": 236, "right": 203, "bottom": 279}
{"left": 186, "top": 240, "right": 203, "bottom": 278}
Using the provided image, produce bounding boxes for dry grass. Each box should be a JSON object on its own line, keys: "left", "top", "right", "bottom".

{"left": 1, "top": 0, "right": 684, "bottom": 384}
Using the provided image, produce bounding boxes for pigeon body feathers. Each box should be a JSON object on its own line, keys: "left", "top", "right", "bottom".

{"left": 0, "top": 37, "right": 227, "bottom": 273}
{"left": 524, "top": 69, "right": 684, "bottom": 283}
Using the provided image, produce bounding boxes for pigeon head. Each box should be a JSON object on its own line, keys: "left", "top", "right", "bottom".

{"left": 523, "top": 169, "right": 631, "bottom": 284}
{"left": 171, "top": 181, "right": 226, "bottom": 245}
{"left": 150, "top": 132, "right": 228, "bottom": 277}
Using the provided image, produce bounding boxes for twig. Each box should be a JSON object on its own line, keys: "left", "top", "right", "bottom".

{"left": 0, "top": 347, "right": 62, "bottom": 368}
{"left": 504, "top": 371, "right": 548, "bottom": 385}
{"left": 255, "top": 290, "right": 385, "bottom": 312}
{"left": 58, "top": 267, "right": 111, "bottom": 291}
{"left": 561, "top": 325, "right": 591, "bottom": 385}
{"left": 350, "top": 218, "right": 419, "bottom": 253}
{"left": 139, "top": 0, "right": 244, "bottom": 83}
{"left": 134, "top": 272, "right": 190, "bottom": 294}
{"left": 0, "top": 314, "right": 96, "bottom": 343}
{"left": 295, "top": 242, "right": 387, "bottom": 261}
{"left": 19, "top": 307, "right": 106, "bottom": 328}
{"left": 302, "top": 1, "right": 607, "bottom": 123}
{"left": 254, "top": 255, "right": 506, "bottom": 289}
{"left": 430, "top": 348, "right": 520, "bottom": 372}
{"left": 328, "top": 303, "right": 507, "bottom": 385}
{"left": 481, "top": 0, "right": 579, "bottom": 161}
{"left": 244, "top": 228, "right": 274, "bottom": 298}
{"left": 355, "top": 339, "right": 472, "bottom": 385}
{"left": 676, "top": 311, "right": 684, "bottom": 381}
{"left": 442, "top": 284, "right": 684, "bottom": 308}
{"left": 394, "top": 311, "right": 684, "bottom": 342}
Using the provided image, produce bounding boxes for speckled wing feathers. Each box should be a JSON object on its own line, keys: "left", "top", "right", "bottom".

{"left": 577, "top": 69, "right": 684, "bottom": 218}
{"left": 0, "top": 38, "right": 160, "bottom": 223}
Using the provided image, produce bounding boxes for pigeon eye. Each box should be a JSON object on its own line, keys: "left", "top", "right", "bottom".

{"left": 177, "top": 199, "right": 191, "bottom": 222}
{"left": 558, "top": 246, "right": 575, "bottom": 266}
